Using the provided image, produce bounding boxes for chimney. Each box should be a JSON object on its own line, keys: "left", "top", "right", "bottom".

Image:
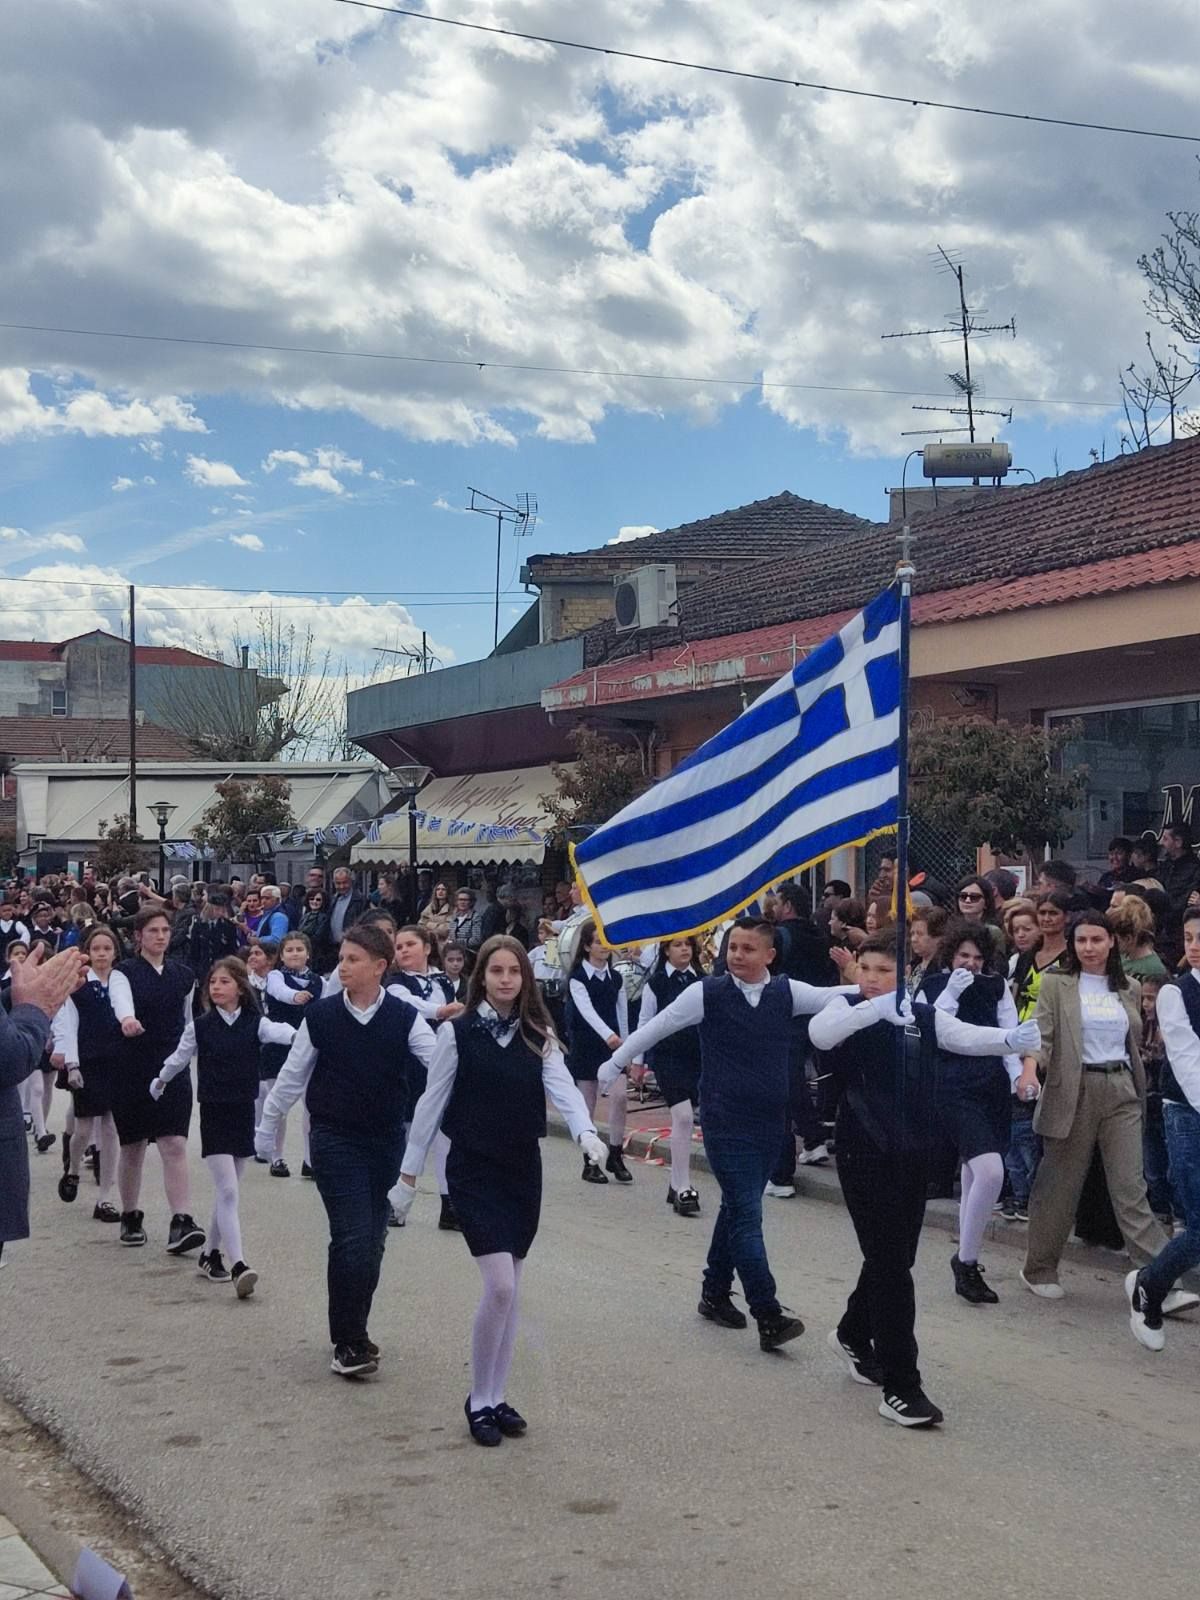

{"left": 240, "top": 644, "right": 250, "bottom": 670}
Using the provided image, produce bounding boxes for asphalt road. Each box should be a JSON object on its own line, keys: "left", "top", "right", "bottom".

{"left": 2, "top": 1112, "right": 1198, "bottom": 1600}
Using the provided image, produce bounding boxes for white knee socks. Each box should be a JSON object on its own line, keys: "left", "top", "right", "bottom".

{"left": 433, "top": 1131, "right": 451, "bottom": 1198}
{"left": 959, "top": 1152, "right": 1005, "bottom": 1264}
{"left": 606, "top": 1073, "right": 628, "bottom": 1149}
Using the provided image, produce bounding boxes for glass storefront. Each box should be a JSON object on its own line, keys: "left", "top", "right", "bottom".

{"left": 1049, "top": 695, "right": 1200, "bottom": 867}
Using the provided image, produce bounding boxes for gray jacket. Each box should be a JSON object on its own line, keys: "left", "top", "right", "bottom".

{"left": 1, "top": 1002, "right": 53, "bottom": 1243}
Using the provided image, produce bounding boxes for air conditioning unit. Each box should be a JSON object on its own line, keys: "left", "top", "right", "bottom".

{"left": 614, "top": 564, "right": 678, "bottom": 633}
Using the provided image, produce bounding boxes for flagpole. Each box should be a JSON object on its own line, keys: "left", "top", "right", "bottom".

{"left": 893, "top": 528, "right": 915, "bottom": 994}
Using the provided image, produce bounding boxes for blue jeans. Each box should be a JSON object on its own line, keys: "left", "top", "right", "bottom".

{"left": 1140, "top": 1100, "right": 1200, "bottom": 1304}
{"left": 310, "top": 1122, "right": 404, "bottom": 1348}
{"left": 1004, "top": 1114, "right": 1042, "bottom": 1208}
{"left": 1143, "top": 1110, "right": 1179, "bottom": 1220}
{"left": 702, "top": 1128, "right": 781, "bottom": 1319}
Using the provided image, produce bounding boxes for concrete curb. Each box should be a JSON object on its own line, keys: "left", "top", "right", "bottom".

{"left": 548, "top": 1118, "right": 1200, "bottom": 1289}
{"left": 0, "top": 1443, "right": 87, "bottom": 1595}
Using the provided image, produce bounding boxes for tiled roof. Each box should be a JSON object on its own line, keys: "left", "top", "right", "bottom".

{"left": 0, "top": 718, "right": 197, "bottom": 761}
{"left": 582, "top": 435, "right": 1200, "bottom": 662}
{"left": 0, "top": 631, "right": 221, "bottom": 667}
{"left": 528, "top": 490, "right": 874, "bottom": 570}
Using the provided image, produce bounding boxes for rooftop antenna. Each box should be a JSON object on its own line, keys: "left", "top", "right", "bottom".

{"left": 882, "top": 246, "right": 1016, "bottom": 455}
{"left": 467, "top": 487, "right": 539, "bottom": 649}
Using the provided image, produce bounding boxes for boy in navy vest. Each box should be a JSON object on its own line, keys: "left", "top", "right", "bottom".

{"left": 1129, "top": 906, "right": 1200, "bottom": 1350}
{"left": 601, "top": 918, "right": 851, "bottom": 1351}
{"left": 256, "top": 922, "right": 437, "bottom": 1379}
{"left": 809, "top": 933, "right": 1039, "bottom": 1428}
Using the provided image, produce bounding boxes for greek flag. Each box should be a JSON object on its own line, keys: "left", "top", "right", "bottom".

{"left": 573, "top": 584, "right": 903, "bottom": 945}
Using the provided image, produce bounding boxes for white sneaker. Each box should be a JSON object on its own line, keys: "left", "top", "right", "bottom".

{"left": 1162, "top": 1288, "right": 1200, "bottom": 1317}
{"left": 1126, "top": 1270, "right": 1165, "bottom": 1352}
{"left": 764, "top": 1182, "right": 796, "bottom": 1198}
{"left": 796, "top": 1144, "right": 830, "bottom": 1167}
{"left": 1020, "top": 1270, "right": 1065, "bottom": 1299}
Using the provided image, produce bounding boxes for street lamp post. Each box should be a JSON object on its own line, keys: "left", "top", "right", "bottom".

{"left": 390, "top": 764, "right": 431, "bottom": 918}
{"left": 149, "top": 800, "right": 178, "bottom": 893}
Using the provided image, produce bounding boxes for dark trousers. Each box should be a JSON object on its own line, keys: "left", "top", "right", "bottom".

{"left": 771, "top": 1044, "right": 824, "bottom": 1183}
{"left": 1141, "top": 1100, "right": 1200, "bottom": 1302}
{"left": 702, "top": 1127, "right": 781, "bottom": 1319}
{"left": 310, "top": 1123, "right": 404, "bottom": 1348}
{"left": 836, "top": 1137, "right": 928, "bottom": 1395}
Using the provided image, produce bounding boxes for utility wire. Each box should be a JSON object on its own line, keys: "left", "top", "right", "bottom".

{"left": 0, "top": 573, "right": 528, "bottom": 597}
{"left": 0, "top": 320, "right": 1122, "bottom": 410}
{"left": 334, "top": 0, "right": 1200, "bottom": 145}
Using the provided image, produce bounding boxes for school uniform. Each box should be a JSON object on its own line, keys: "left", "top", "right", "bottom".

{"left": 113, "top": 954, "right": 194, "bottom": 1146}
{"left": 51, "top": 968, "right": 136, "bottom": 1119}
{"left": 919, "top": 971, "right": 1017, "bottom": 1163}
{"left": 566, "top": 963, "right": 628, "bottom": 1082}
{"left": 262, "top": 968, "right": 324, "bottom": 1081}
{"left": 1139, "top": 970, "right": 1200, "bottom": 1305}
{"left": 401, "top": 1004, "right": 596, "bottom": 1259}
{"left": 158, "top": 1008, "right": 292, "bottom": 1158}
{"left": 640, "top": 967, "right": 702, "bottom": 1108}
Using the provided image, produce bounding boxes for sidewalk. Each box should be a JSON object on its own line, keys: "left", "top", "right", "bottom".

{"left": 0, "top": 1517, "right": 71, "bottom": 1599}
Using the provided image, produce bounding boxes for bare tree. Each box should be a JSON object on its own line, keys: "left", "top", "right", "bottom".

{"left": 1119, "top": 331, "right": 1197, "bottom": 451}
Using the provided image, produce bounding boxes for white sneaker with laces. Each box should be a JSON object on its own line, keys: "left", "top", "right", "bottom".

{"left": 764, "top": 1182, "right": 796, "bottom": 1198}
{"left": 796, "top": 1144, "right": 830, "bottom": 1166}
{"left": 1162, "top": 1288, "right": 1200, "bottom": 1317}
{"left": 1020, "top": 1270, "right": 1065, "bottom": 1299}
{"left": 1126, "top": 1269, "right": 1165, "bottom": 1352}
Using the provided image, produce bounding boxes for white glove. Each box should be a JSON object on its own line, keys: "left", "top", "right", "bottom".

{"left": 253, "top": 1126, "right": 276, "bottom": 1164}
{"left": 596, "top": 1059, "right": 620, "bottom": 1091}
{"left": 579, "top": 1132, "right": 608, "bottom": 1166}
{"left": 945, "top": 967, "right": 975, "bottom": 997}
{"left": 1006, "top": 1020, "right": 1041, "bottom": 1055}
{"left": 387, "top": 1179, "right": 417, "bottom": 1221}
{"left": 148, "top": 1076, "right": 166, "bottom": 1101}
{"left": 869, "top": 992, "right": 914, "bottom": 1027}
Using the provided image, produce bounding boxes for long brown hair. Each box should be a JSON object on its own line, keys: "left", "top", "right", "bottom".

{"left": 1063, "top": 910, "right": 1128, "bottom": 990}
{"left": 464, "top": 933, "right": 556, "bottom": 1056}
{"left": 202, "top": 956, "right": 262, "bottom": 1014}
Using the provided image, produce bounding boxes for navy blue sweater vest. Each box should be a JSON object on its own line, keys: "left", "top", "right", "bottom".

{"left": 697, "top": 974, "right": 792, "bottom": 1135}
{"left": 262, "top": 970, "right": 323, "bottom": 1076}
{"left": 304, "top": 993, "right": 418, "bottom": 1142}
{"left": 193, "top": 1009, "right": 261, "bottom": 1104}
{"left": 390, "top": 970, "right": 456, "bottom": 1007}
{"left": 917, "top": 969, "right": 1004, "bottom": 1029}
{"left": 818, "top": 997, "right": 939, "bottom": 1155}
{"left": 118, "top": 957, "right": 192, "bottom": 1066}
{"left": 647, "top": 967, "right": 701, "bottom": 1075}
{"left": 567, "top": 967, "right": 620, "bottom": 1074}
{"left": 1163, "top": 974, "right": 1200, "bottom": 1107}
{"left": 73, "top": 978, "right": 123, "bottom": 1064}
{"left": 443, "top": 1015, "right": 547, "bottom": 1154}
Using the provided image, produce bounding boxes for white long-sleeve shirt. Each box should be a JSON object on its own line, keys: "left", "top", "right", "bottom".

{"left": 265, "top": 969, "right": 321, "bottom": 1007}
{"left": 385, "top": 969, "right": 454, "bottom": 1022}
{"left": 156, "top": 1007, "right": 299, "bottom": 1084}
{"left": 603, "top": 974, "right": 854, "bottom": 1080}
{"left": 257, "top": 988, "right": 438, "bottom": 1140}
{"left": 569, "top": 963, "right": 630, "bottom": 1043}
{"left": 807, "top": 993, "right": 1019, "bottom": 1058}
{"left": 1156, "top": 970, "right": 1200, "bottom": 1113}
{"left": 931, "top": 978, "right": 1023, "bottom": 1083}
{"left": 400, "top": 1002, "right": 596, "bottom": 1178}
{"left": 50, "top": 969, "right": 136, "bottom": 1067}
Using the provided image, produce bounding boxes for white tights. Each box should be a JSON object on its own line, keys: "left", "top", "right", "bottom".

{"left": 204, "top": 1154, "right": 246, "bottom": 1265}
{"left": 959, "top": 1151, "right": 1005, "bottom": 1264}
{"left": 254, "top": 1081, "right": 288, "bottom": 1158}
{"left": 432, "top": 1131, "right": 451, "bottom": 1197}
{"left": 23, "top": 1071, "right": 54, "bottom": 1139}
{"left": 470, "top": 1253, "right": 525, "bottom": 1411}
{"left": 579, "top": 1076, "right": 628, "bottom": 1150}
{"left": 669, "top": 1101, "right": 694, "bottom": 1193}
{"left": 69, "top": 1113, "right": 119, "bottom": 1203}
{"left": 117, "top": 1136, "right": 191, "bottom": 1215}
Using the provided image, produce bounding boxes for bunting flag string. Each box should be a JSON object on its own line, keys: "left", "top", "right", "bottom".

{"left": 162, "top": 810, "right": 546, "bottom": 859}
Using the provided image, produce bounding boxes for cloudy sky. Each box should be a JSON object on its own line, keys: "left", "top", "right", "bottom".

{"left": 2, "top": 0, "right": 1199, "bottom": 681}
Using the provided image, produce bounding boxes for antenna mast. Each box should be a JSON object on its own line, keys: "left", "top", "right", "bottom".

{"left": 467, "top": 487, "right": 539, "bottom": 650}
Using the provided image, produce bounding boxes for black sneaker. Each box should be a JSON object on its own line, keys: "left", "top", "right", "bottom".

{"left": 464, "top": 1396, "right": 502, "bottom": 1446}
{"left": 879, "top": 1388, "right": 944, "bottom": 1428}
{"left": 1014, "top": 1203, "right": 1030, "bottom": 1222}
{"left": 757, "top": 1311, "right": 805, "bottom": 1352}
{"left": 1000, "top": 1196, "right": 1018, "bottom": 1220}
{"left": 198, "top": 1249, "right": 231, "bottom": 1282}
{"left": 362, "top": 1338, "right": 381, "bottom": 1360}
{"left": 57, "top": 1172, "right": 80, "bottom": 1204}
{"left": 952, "top": 1254, "right": 999, "bottom": 1305}
{"left": 35, "top": 1132, "right": 56, "bottom": 1154}
{"left": 606, "top": 1147, "right": 633, "bottom": 1183}
{"left": 231, "top": 1261, "right": 258, "bottom": 1299}
{"left": 697, "top": 1291, "right": 747, "bottom": 1329}
{"left": 438, "top": 1196, "right": 462, "bottom": 1232}
{"left": 120, "top": 1210, "right": 147, "bottom": 1247}
{"left": 581, "top": 1157, "right": 609, "bottom": 1184}
{"left": 491, "top": 1401, "right": 527, "bottom": 1437}
{"left": 673, "top": 1187, "right": 701, "bottom": 1217}
{"left": 301, "top": 1161, "right": 315, "bottom": 1180}
{"left": 331, "top": 1343, "right": 378, "bottom": 1378}
{"left": 167, "top": 1214, "right": 205, "bottom": 1256}
{"left": 269, "top": 1159, "right": 290, "bottom": 1178}
{"left": 827, "top": 1328, "right": 883, "bottom": 1386}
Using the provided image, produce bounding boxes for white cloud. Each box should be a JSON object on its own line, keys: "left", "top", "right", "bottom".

{"left": 0, "top": 368, "right": 206, "bottom": 443}
{"left": 230, "top": 532, "right": 265, "bottom": 551}
{"left": 0, "top": 527, "right": 85, "bottom": 564}
{"left": 138, "top": 440, "right": 164, "bottom": 459}
{"left": 263, "top": 449, "right": 309, "bottom": 473}
{"left": 235, "top": 507, "right": 254, "bottom": 517}
{"left": 609, "top": 524, "right": 658, "bottom": 544}
{"left": 142, "top": 474, "right": 156, "bottom": 485}
{"left": 433, "top": 495, "right": 468, "bottom": 513}
{"left": 111, "top": 476, "right": 135, "bottom": 492}
{"left": 264, "top": 445, "right": 361, "bottom": 494}
{"left": 293, "top": 466, "right": 344, "bottom": 495}
{"left": 184, "top": 454, "right": 249, "bottom": 488}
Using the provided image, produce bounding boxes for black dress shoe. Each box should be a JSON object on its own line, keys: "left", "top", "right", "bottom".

{"left": 465, "top": 1397, "right": 503, "bottom": 1446}
{"left": 581, "top": 1157, "right": 609, "bottom": 1184}
{"left": 438, "top": 1196, "right": 462, "bottom": 1231}
{"left": 606, "top": 1147, "right": 633, "bottom": 1183}
{"left": 757, "top": 1311, "right": 805, "bottom": 1351}
{"left": 61, "top": 1140, "right": 72, "bottom": 1175}
{"left": 301, "top": 1162, "right": 315, "bottom": 1180}
{"left": 952, "top": 1254, "right": 999, "bottom": 1305}
{"left": 673, "top": 1187, "right": 701, "bottom": 1216}
{"left": 491, "top": 1401, "right": 527, "bottom": 1437}
{"left": 666, "top": 1186, "right": 677, "bottom": 1207}
{"left": 57, "top": 1173, "right": 80, "bottom": 1203}
{"left": 697, "top": 1292, "right": 747, "bottom": 1329}
{"left": 35, "top": 1132, "right": 56, "bottom": 1154}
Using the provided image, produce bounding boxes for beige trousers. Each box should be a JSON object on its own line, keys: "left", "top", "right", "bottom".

{"left": 1023, "top": 1069, "right": 1170, "bottom": 1285}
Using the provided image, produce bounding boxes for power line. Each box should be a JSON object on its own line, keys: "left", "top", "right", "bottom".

{"left": 334, "top": 0, "right": 1200, "bottom": 145}
{"left": 0, "top": 573, "right": 526, "bottom": 597}
{"left": 0, "top": 597, "right": 526, "bottom": 612}
{"left": 0, "top": 319, "right": 1123, "bottom": 410}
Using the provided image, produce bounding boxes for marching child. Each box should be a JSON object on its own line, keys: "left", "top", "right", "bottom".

{"left": 566, "top": 920, "right": 631, "bottom": 1184}
{"left": 151, "top": 957, "right": 295, "bottom": 1296}
{"left": 391, "top": 934, "right": 605, "bottom": 1445}
{"left": 260, "top": 932, "right": 323, "bottom": 1177}
{"left": 50, "top": 925, "right": 128, "bottom": 1221}
{"left": 636, "top": 938, "right": 705, "bottom": 1216}
{"left": 7, "top": 943, "right": 59, "bottom": 1153}
{"left": 388, "top": 924, "right": 464, "bottom": 1229}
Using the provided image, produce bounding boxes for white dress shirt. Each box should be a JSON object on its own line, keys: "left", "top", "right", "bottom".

{"left": 50, "top": 968, "right": 136, "bottom": 1067}
{"left": 400, "top": 1002, "right": 596, "bottom": 1178}
{"left": 1154, "top": 969, "right": 1200, "bottom": 1113}
{"left": 258, "top": 988, "right": 437, "bottom": 1140}
{"left": 930, "top": 977, "right": 1024, "bottom": 1083}
{"left": 568, "top": 962, "right": 630, "bottom": 1044}
{"left": 807, "top": 992, "right": 1020, "bottom": 1058}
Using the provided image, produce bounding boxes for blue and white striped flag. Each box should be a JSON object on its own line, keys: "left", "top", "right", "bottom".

{"left": 573, "top": 584, "right": 903, "bottom": 945}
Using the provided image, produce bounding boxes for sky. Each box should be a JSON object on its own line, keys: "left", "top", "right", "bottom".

{"left": 2, "top": 0, "right": 1199, "bottom": 700}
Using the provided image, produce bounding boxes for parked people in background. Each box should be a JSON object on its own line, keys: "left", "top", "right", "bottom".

{"left": 1034, "top": 859, "right": 1077, "bottom": 896}
{"left": 301, "top": 888, "right": 337, "bottom": 975}
{"left": 259, "top": 885, "right": 291, "bottom": 944}
{"left": 984, "top": 868, "right": 1020, "bottom": 912}
{"left": 828, "top": 897, "right": 867, "bottom": 953}
{"left": 328, "top": 868, "right": 367, "bottom": 949}
{"left": 419, "top": 883, "right": 454, "bottom": 947}
{"left": 953, "top": 874, "right": 1006, "bottom": 962}
{"left": 451, "top": 889, "right": 487, "bottom": 955}
{"left": 1012, "top": 891, "right": 1071, "bottom": 1020}
{"left": 1100, "top": 837, "right": 1134, "bottom": 895}
{"left": 907, "top": 906, "right": 948, "bottom": 996}
{"left": 187, "top": 889, "right": 243, "bottom": 988}
{"left": 1158, "top": 824, "right": 1200, "bottom": 969}
{"left": 1109, "top": 897, "right": 1170, "bottom": 982}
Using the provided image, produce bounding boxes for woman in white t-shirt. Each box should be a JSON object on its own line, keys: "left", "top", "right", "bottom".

{"left": 1018, "top": 912, "right": 1184, "bottom": 1310}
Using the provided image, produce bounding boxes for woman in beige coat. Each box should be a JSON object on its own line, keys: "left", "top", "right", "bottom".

{"left": 418, "top": 882, "right": 453, "bottom": 947}
{"left": 1019, "top": 911, "right": 1172, "bottom": 1300}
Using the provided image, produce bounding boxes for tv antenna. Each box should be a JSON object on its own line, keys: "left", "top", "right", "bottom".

{"left": 882, "top": 246, "right": 1016, "bottom": 442}
{"left": 374, "top": 632, "right": 442, "bottom": 676}
{"left": 467, "top": 487, "right": 539, "bottom": 649}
